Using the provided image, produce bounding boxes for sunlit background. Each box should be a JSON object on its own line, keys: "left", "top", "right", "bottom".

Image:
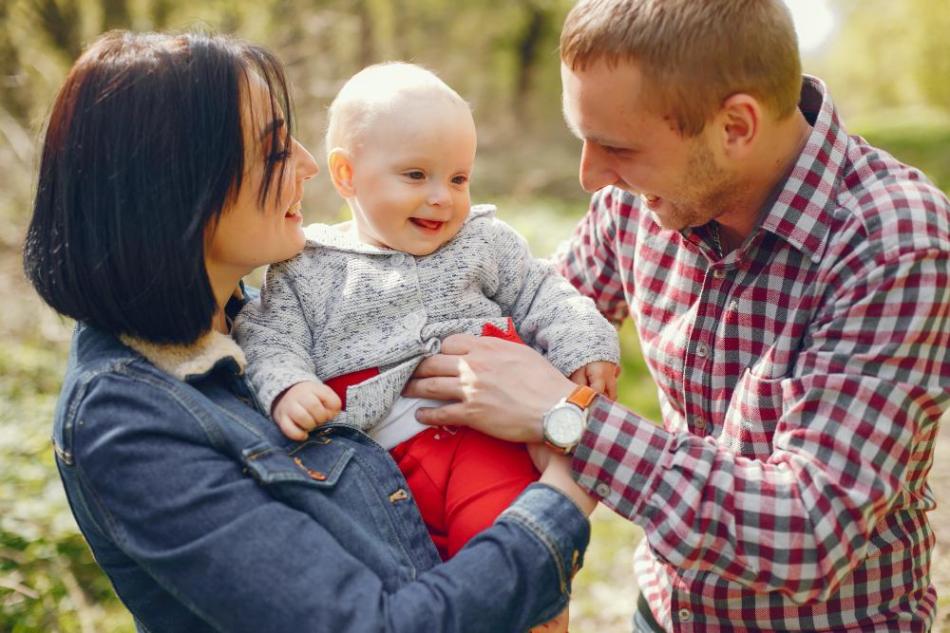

{"left": 785, "top": 0, "right": 836, "bottom": 53}
{"left": 1, "top": 1, "right": 948, "bottom": 631}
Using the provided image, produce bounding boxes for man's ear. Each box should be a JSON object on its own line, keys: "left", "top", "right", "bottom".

{"left": 717, "top": 93, "right": 761, "bottom": 158}
{"left": 328, "top": 148, "right": 355, "bottom": 197}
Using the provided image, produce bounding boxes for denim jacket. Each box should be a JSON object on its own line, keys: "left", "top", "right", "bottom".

{"left": 51, "top": 308, "right": 590, "bottom": 632}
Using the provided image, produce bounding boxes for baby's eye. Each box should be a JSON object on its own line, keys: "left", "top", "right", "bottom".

{"left": 451, "top": 175, "right": 469, "bottom": 186}
{"left": 405, "top": 170, "right": 425, "bottom": 180}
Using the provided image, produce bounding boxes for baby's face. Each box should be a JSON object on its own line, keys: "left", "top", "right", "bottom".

{"left": 347, "top": 99, "right": 476, "bottom": 256}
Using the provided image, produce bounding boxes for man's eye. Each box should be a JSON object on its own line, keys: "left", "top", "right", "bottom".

{"left": 604, "top": 144, "right": 636, "bottom": 157}
{"left": 405, "top": 170, "right": 425, "bottom": 180}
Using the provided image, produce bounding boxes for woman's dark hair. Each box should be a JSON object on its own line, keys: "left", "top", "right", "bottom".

{"left": 23, "top": 31, "right": 294, "bottom": 343}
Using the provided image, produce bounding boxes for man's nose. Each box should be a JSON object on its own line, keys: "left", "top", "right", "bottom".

{"left": 578, "top": 140, "right": 614, "bottom": 193}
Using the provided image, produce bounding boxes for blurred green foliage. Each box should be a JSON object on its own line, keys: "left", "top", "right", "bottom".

{"left": 1, "top": 0, "right": 949, "bottom": 631}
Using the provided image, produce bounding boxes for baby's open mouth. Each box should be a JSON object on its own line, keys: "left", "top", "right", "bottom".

{"left": 411, "top": 218, "right": 444, "bottom": 231}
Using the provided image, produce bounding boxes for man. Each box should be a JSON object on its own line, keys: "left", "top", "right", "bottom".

{"left": 406, "top": 0, "right": 950, "bottom": 630}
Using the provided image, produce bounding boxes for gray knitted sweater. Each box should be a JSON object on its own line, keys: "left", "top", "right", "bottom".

{"left": 233, "top": 205, "right": 620, "bottom": 431}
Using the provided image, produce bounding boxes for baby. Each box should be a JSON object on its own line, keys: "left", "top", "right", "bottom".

{"left": 234, "top": 63, "right": 619, "bottom": 568}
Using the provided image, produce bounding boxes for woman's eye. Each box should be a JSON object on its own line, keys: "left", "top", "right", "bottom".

{"left": 268, "top": 149, "right": 291, "bottom": 163}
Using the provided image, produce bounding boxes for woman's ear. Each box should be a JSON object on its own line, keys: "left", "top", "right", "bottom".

{"left": 327, "top": 148, "right": 355, "bottom": 197}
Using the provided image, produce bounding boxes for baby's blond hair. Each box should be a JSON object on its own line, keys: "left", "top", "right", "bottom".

{"left": 326, "top": 62, "right": 470, "bottom": 155}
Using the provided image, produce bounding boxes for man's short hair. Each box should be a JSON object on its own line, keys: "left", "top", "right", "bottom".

{"left": 325, "top": 62, "right": 469, "bottom": 155}
{"left": 560, "top": 0, "right": 802, "bottom": 136}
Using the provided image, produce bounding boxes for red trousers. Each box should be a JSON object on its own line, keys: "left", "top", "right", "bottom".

{"left": 325, "top": 318, "right": 539, "bottom": 560}
{"left": 390, "top": 425, "right": 539, "bottom": 560}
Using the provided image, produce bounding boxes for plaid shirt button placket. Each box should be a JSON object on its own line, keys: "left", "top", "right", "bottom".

{"left": 562, "top": 76, "right": 950, "bottom": 632}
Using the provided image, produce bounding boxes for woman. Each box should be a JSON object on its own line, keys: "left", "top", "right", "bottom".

{"left": 23, "top": 31, "right": 594, "bottom": 632}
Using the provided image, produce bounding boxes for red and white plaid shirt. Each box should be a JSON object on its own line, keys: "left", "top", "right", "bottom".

{"left": 558, "top": 76, "right": 950, "bottom": 632}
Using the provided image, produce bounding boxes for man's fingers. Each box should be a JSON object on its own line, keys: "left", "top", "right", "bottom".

{"left": 403, "top": 376, "right": 465, "bottom": 400}
{"left": 412, "top": 354, "right": 463, "bottom": 379}
{"left": 437, "top": 333, "right": 478, "bottom": 355}
{"left": 415, "top": 402, "right": 470, "bottom": 427}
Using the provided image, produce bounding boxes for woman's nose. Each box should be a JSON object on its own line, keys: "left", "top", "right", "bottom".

{"left": 293, "top": 139, "right": 319, "bottom": 180}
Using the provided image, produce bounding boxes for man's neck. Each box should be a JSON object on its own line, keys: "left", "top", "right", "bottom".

{"left": 717, "top": 109, "right": 812, "bottom": 251}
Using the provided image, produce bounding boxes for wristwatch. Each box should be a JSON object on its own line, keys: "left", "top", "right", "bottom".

{"left": 542, "top": 385, "right": 598, "bottom": 454}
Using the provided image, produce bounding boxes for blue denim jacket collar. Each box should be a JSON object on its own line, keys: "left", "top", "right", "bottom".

{"left": 119, "top": 284, "right": 250, "bottom": 382}
{"left": 120, "top": 329, "right": 246, "bottom": 382}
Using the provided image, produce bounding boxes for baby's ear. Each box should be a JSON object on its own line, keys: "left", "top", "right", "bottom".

{"left": 327, "top": 148, "right": 355, "bottom": 197}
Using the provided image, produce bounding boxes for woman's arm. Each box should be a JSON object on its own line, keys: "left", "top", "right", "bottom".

{"left": 64, "top": 372, "right": 590, "bottom": 632}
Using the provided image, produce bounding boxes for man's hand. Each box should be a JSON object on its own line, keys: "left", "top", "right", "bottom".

{"left": 570, "top": 361, "right": 620, "bottom": 399}
{"left": 403, "top": 334, "right": 577, "bottom": 443}
{"left": 271, "top": 381, "right": 342, "bottom": 441}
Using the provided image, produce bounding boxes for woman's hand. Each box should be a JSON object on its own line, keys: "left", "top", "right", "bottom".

{"left": 272, "top": 381, "right": 342, "bottom": 441}
{"left": 538, "top": 451, "right": 597, "bottom": 517}
{"left": 403, "top": 334, "right": 577, "bottom": 443}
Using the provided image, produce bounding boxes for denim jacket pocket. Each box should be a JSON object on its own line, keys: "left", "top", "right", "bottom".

{"left": 240, "top": 436, "right": 423, "bottom": 588}
{"left": 241, "top": 440, "right": 354, "bottom": 488}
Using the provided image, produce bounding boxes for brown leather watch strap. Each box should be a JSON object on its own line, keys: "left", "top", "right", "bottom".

{"left": 566, "top": 385, "right": 598, "bottom": 409}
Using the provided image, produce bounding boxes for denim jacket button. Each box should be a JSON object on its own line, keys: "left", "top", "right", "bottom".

{"left": 389, "top": 488, "right": 410, "bottom": 503}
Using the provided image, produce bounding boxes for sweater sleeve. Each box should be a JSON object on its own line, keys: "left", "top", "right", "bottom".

{"left": 552, "top": 189, "right": 630, "bottom": 325}
{"left": 482, "top": 215, "right": 620, "bottom": 376}
{"left": 232, "top": 258, "right": 323, "bottom": 414}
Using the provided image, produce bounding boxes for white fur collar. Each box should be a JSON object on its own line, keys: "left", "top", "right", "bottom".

{"left": 120, "top": 329, "right": 247, "bottom": 381}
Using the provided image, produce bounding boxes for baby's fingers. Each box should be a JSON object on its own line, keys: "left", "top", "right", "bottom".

{"left": 586, "top": 369, "right": 607, "bottom": 395}
{"left": 275, "top": 411, "right": 311, "bottom": 442}
{"left": 569, "top": 367, "right": 589, "bottom": 386}
{"left": 314, "top": 384, "right": 343, "bottom": 416}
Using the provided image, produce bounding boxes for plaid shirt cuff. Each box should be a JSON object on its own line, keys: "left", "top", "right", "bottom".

{"left": 572, "top": 396, "right": 674, "bottom": 522}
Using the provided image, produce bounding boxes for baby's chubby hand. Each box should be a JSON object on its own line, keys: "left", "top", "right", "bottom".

{"left": 271, "top": 381, "right": 342, "bottom": 441}
{"left": 569, "top": 361, "right": 620, "bottom": 400}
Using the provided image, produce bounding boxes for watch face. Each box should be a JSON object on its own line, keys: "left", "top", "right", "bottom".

{"left": 546, "top": 406, "right": 583, "bottom": 446}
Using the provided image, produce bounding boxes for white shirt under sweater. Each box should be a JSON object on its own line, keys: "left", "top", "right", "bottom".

{"left": 233, "top": 205, "right": 620, "bottom": 441}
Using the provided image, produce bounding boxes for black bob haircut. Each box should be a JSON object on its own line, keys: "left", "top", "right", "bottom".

{"left": 24, "top": 31, "right": 294, "bottom": 344}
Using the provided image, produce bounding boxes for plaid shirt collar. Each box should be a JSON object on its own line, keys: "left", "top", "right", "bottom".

{"left": 756, "top": 75, "right": 846, "bottom": 263}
